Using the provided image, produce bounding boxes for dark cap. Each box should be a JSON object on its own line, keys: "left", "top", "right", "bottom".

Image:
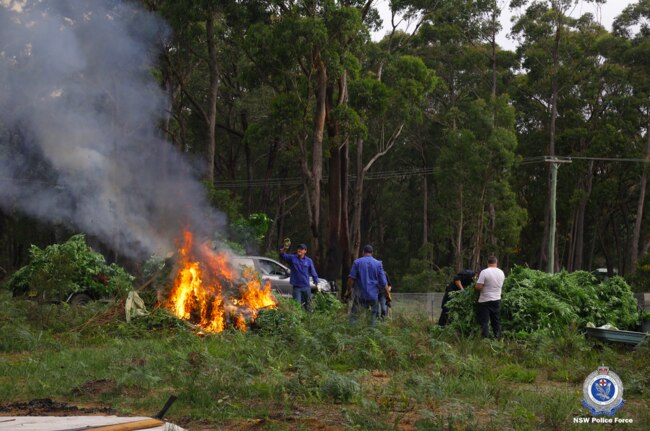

{"left": 363, "top": 244, "right": 373, "bottom": 253}
{"left": 297, "top": 243, "right": 308, "bottom": 250}
{"left": 460, "top": 269, "right": 476, "bottom": 277}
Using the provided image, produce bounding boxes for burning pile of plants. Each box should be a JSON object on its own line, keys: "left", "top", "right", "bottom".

{"left": 163, "top": 230, "right": 277, "bottom": 333}
{"left": 3, "top": 231, "right": 277, "bottom": 333}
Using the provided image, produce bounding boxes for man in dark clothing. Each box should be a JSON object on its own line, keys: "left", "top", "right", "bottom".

{"left": 279, "top": 241, "right": 319, "bottom": 310}
{"left": 378, "top": 271, "right": 392, "bottom": 318}
{"left": 438, "top": 269, "right": 476, "bottom": 326}
{"left": 345, "top": 244, "right": 388, "bottom": 324}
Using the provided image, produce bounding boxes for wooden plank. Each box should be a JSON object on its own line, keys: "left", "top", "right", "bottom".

{"left": 65, "top": 418, "right": 164, "bottom": 431}
{"left": 0, "top": 416, "right": 184, "bottom": 431}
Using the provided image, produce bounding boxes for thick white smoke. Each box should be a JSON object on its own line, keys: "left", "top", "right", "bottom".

{"left": 0, "top": 0, "right": 224, "bottom": 258}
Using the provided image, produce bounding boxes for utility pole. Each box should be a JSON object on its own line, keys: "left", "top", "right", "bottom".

{"left": 546, "top": 156, "right": 572, "bottom": 274}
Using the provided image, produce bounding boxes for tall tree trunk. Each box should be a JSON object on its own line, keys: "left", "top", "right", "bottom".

{"left": 326, "top": 136, "right": 342, "bottom": 280}
{"left": 455, "top": 184, "right": 464, "bottom": 271}
{"left": 419, "top": 143, "right": 428, "bottom": 248}
{"left": 490, "top": 0, "right": 498, "bottom": 118}
{"left": 629, "top": 113, "right": 650, "bottom": 273}
{"left": 205, "top": 13, "right": 219, "bottom": 183}
{"left": 351, "top": 139, "right": 365, "bottom": 257}
{"left": 568, "top": 160, "right": 593, "bottom": 271}
{"left": 303, "top": 51, "right": 327, "bottom": 264}
{"left": 472, "top": 184, "right": 487, "bottom": 271}
{"left": 340, "top": 142, "right": 352, "bottom": 289}
{"left": 241, "top": 110, "right": 253, "bottom": 214}
{"left": 325, "top": 72, "right": 348, "bottom": 280}
{"left": 422, "top": 176, "right": 428, "bottom": 248}
{"left": 539, "top": 9, "right": 562, "bottom": 270}
{"left": 261, "top": 137, "right": 280, "bottom": 212}
{"left": 349, "top": 123, "right": 403, "bottom": 260}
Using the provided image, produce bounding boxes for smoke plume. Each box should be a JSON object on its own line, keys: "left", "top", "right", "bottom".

{"left": 0, "top": 0, "right": 223, "bottom": 258}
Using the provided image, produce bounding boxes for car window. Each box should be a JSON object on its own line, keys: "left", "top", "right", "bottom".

{"left": 232, "top": 258, "right": 256, "bottom": 272}
{"left": 259, "top": 259, "right": 286, "bottom": 276}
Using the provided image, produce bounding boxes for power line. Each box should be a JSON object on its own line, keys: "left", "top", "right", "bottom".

{"left": 520, "top": 155, "right": 650, "bottom": 166}
{"left": 213, "top": 167, "right": 436, "bottom": 188}
{"left": 1, "top": 156, "right": 646, "bottom": 189}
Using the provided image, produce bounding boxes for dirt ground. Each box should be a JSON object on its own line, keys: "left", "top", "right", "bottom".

{"left": 0, "top": 399, "right": 347, "bottom": 430}
{"left": 0, "top": 398, "right": 115, "bottom": 416}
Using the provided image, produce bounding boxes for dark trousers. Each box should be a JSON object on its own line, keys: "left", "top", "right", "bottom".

{"left": 378, "top": 293, "right": 388, "bottom": 318}
{"left": 438, "top": 291, "right": 452, "bottom": 326}
{"left": 350, "top": 297, "right": 379, "bottom": 325}
{"left": 438, "top": 284, "right": 460, "bottom": 326}
{"left": 477, "top": 300, "right": 501, "bottom": 338}
{"left": 292, "top": 285, "right": 311, "bottom": 311}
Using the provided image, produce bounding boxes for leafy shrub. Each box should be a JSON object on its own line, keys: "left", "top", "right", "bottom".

{"left": 446, "top": 266, "right": 642, "bottom": 335}
{"left": 253, "top": 299, "right": 303, "bottom": 335}
{"left": 319, "top": 371, "right": 361, "bottom": 402}
{"left": 3, "top": 234, "right": 133, "bottom": 302}
{"left": 499, "top": 364, "right": 537, "bottom": 383}
{"left": 400, "top": 260, "right": 452, "bottom": 292}
{"left": 445, "top": 288, "right": 479, "bottom": 335}
{"left": 625, "top": 252, "right": 650, "bottom": 292}
{"left": 129, "top": 308, "right": 191, "bottom": 331}
{"left": 312, "top": 292, "right": 343, "bottom": 313}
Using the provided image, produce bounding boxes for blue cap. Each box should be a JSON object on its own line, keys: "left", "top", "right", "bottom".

{"left": 297, "top": 243, "right": 308, "bottom": 250}
{"left": 363, "top": 244, "right": 373, "bottom": 253}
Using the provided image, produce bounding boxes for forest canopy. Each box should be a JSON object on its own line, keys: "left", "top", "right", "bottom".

{"left": 1, "top": 0, "right": 650, "bottom": 291}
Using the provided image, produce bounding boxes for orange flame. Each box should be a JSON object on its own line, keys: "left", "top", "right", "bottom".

{"left": 166, "top": 230, "right": 276, "bottom": 333}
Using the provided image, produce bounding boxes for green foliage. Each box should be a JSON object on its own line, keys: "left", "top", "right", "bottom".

{"left": 625, "top": 251, "right": 650, "bottom": 292}
{"left": 447, "top": 266, "right": 642, "bottom": 335}
{"left": 204, "top": 181, "right": 271, "bottom": 252}
{"left": 446, "top": 288, "right": 480, "bottom": 335}
{"left": 129, "top": 308, "right": 191, "bottom": 332}
{"left": 253, "top": 299, "right": 303, "bottom": 336}
{"left": 203, "top": 182, "right": 242, "bottom": 223}
{"left": 311, "top": 292, "right": 343, "bottom": 313}
{"left": 399, "top": 248, "right": 453, "bottom": 292}
{"left": 319, "top": 371, "right": 361, "bottom": 403}
{"left": 1, "top": 281, "right": 649, "bottom": 429}
{"left": 231, "top": 213, "right": 272, "bottom": 251}
{"left": 4, "top": 234, "right": 133, "bottom": 302}
{"left": 499, "top": 363, "right": 538, "bottom": 383}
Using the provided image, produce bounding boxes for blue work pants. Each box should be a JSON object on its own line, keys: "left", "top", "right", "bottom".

{"left": 292, "top": 285, "right": 312, "bottom": 311}
{"left": 350, "top": 297, "right": 379, "bottom": 325}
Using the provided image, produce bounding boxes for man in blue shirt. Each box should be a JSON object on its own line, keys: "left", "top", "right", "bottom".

{"left": 345, "top": 244, "right": 388, "bottom": 323}
{"left": 279, "top": 241, "right": 319, "bottom": 310}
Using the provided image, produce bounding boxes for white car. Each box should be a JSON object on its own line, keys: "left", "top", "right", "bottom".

{"left": 231, "top": 255, "right": 334, "bottom": 298}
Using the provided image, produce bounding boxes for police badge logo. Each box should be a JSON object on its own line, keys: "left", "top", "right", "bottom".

{"left": 582, "top": 366, "right": 625, "bottom": 416}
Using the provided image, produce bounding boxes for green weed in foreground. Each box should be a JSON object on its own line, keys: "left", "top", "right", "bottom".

{"left": 0, "top": 291, "right": 648, "bottom": 430}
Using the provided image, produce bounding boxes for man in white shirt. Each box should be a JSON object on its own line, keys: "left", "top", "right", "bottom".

{"left": 475, "top": 256, "right": 505, "bottom": 338}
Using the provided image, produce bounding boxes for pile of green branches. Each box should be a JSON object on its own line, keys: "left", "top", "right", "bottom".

{"left": 446, "top": 266, "right": 642, "bottom": 335}
{"left": 3, "top": 234, "right": 133, "bottom": 302}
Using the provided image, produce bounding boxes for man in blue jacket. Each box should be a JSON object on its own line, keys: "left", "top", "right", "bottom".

{"left": 345, "top": 244, "right": 388, "bottom": 324}
{"left": 279, "top": 240, "right": 319, "bottom": 310}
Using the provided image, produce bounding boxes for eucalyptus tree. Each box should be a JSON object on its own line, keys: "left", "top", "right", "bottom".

{"left": 510, "top": 10, "right": 614, "bottom": 271}
{"left": 348, "top": 55, "right": 436, "bottom": 255}
{"left": 242, "top": 1, "right": 377, "bottom": 266}
{"left": 613, "top": 0, "right": 650, "bottom": 273}
{"left": 154, "top": 0, "right": 227, "bottom": 183}
{"left": 396, "top": 0, "right": 524, "bottom": 270}
{"left": 509, "top": 0, "right": 605, "bottom": 270}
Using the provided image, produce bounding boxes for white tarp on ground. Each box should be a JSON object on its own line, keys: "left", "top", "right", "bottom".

{"left": 0, "top": 416, "right": 185, "bottom": 430}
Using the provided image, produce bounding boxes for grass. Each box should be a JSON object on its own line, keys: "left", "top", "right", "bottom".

{"left": 0, "top": 290, "right": 649, "bottom": 430}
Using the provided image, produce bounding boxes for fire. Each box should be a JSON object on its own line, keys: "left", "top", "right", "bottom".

{"left": 166, "top": 230, "right": 277, "bottom": 333}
